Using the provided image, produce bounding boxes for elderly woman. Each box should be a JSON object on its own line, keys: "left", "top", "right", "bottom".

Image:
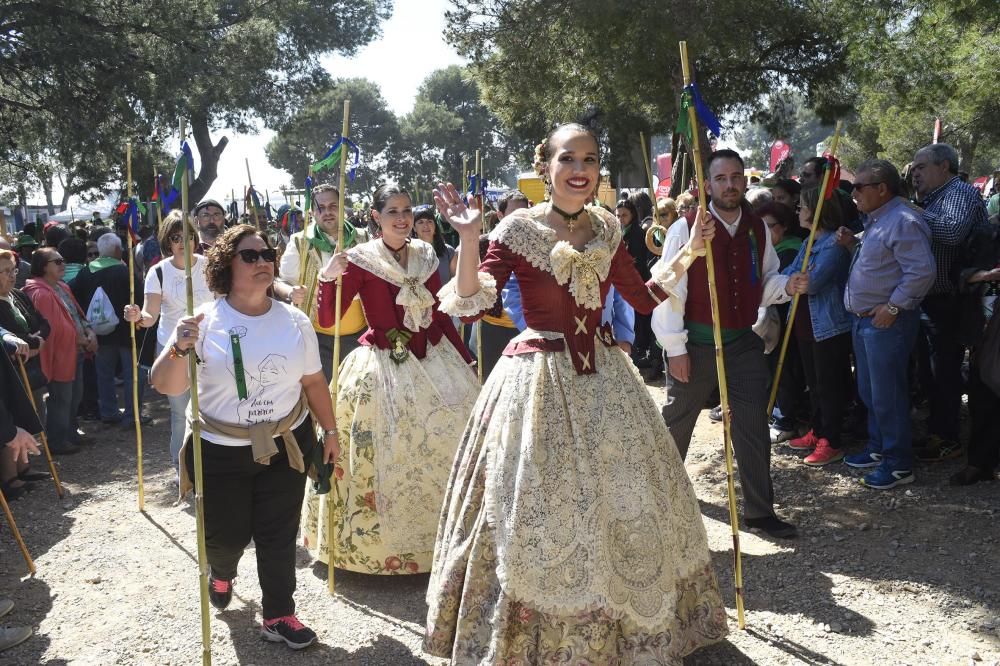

{"left": 125, "top": 211, "right": 213, "bottom": 479}
{"left": 0, "top": 249, "right": 51, "bottom": 497}
{"left": 150, "top": 224, "right": 338, "bottom": 651}
{"left": 23, "top": 247, "right": 96, "bottom": 456}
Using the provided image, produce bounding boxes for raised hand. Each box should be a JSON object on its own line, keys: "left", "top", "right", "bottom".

{"left": 433, "top": 182, "right": 481, "bottom": 239}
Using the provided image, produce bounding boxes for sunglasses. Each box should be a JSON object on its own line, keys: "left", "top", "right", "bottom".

{"left": 169, "top": 233, "right": 184, "bottom": 244}
{"left": 237, "top": 248, "right": 277, "bottom": 264}
{"left": 49, "top": 258, "right": 65, "bottom": 266}
{"left": 852, "top": 181, "right": 882, "bottom": 191}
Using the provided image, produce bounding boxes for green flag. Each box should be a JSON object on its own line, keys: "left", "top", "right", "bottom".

{"left": 311, "top": 145, "right": 343, "bottom": 174}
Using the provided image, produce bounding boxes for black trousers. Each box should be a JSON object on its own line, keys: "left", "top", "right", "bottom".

{"left": 920, "top": 294, "right": 966, "bottom": 441}
{"left": 316, "top": 332, "right": 361, "bottom": 386}
{"left": 185, "top": 418, "right": 316, "bottom": 619}
{"left": 967, "top": 350, "right": 1000, "bottom": 471}
{"left": 478, "top": 320, "right": 518, "bottom": 379}
{"left": 633, "top": 313, "right": 654, "bottom": 359}
{"left": 661, "top": 333, "right": 775, "bottom": 520}
{"left": 797, "top": 332, "right": 852, "bottom": 448}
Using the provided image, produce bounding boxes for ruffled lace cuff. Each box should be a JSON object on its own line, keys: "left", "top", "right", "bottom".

{"left": 649, "top": 242, "right": 706, "bottom": 312}
{"left": 436, "top": 272, "right": 498, "bottom": 317}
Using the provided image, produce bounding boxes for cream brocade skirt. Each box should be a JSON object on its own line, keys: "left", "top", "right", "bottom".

{"left": 301, "top": 340, "right": 479, "bottom": 574}
{"left": 425, "top": 342, "right": 729, "bottom": 664}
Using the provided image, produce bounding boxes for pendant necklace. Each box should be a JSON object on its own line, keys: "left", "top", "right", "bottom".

{"left": 550, "top": 202, "right": 587, "bottom": 233}
{"left": 382, "top": 238, "right": 408, "bottom": 263}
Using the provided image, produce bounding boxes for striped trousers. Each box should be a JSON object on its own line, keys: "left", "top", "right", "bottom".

{"left": 661, "top": 332, "right": 776, "bottom": 520}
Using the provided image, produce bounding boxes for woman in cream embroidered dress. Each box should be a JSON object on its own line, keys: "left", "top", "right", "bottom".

{"left": 425, "top": 124, "right": 729, "bottom": 665}
{"left": 300, "top": 184, "right": 480, "bottom": 575}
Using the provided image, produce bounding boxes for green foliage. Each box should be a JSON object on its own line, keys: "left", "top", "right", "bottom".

{"left": 265, "top": 78, "right": 400, "bottom": 195}
{"left": 1, "top": 0, "right": 392, "bottom": 206}
{"left": 443, "top": 0, "right": 850, "bottom": 177}
{"left": 735, "top": 91, "right": 837, "bottom": 171}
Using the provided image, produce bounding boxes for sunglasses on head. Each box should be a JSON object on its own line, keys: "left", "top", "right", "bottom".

{"left": 237, "top": 248, "right": 277, "bottom": 264}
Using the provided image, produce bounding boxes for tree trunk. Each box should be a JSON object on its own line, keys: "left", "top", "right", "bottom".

{"left": 956, "top": 132, "right": 978, "bottom": 174}
{"left": 43, "top": 178, "right": 55, "bottom": 215}
{"left": 188, "top": 112, "right": 229, "bottom": 205}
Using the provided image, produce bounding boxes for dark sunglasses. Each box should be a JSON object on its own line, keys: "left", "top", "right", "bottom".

{"left": 168, "top": 233, "right": 184, "bottom": 244}
{"left": 49, "top": 258, "right": 65, "bottom": 266}
{"left": 852, "top": 181, "right": 882, "bottom": 192}
{"left": 237, "top": 248, "right": 277, "bottom": 264}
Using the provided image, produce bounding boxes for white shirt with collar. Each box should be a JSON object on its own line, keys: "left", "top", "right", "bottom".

{"left": 651, "top": 201, "right": 791, "bottom": 358}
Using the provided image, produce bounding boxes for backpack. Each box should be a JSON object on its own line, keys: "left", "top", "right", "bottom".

{"left": 86, "top": 285, "right": 119, "bottom": 335}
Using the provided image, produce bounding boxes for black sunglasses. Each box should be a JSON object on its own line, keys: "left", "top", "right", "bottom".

{"left": 852, "top": 181, "right": 883, "bottom": 191}
{"left": 49, "top": 258, "right": 65, "bottom": 266}
{"left": 237, "top": 248, "right": 277, "bottom": 264}
{"left": 168, "top": 233, "right": 184, "bottom": 244}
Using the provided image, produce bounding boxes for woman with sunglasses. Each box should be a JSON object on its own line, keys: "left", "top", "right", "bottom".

{"left": 124, "top": 211, "right": 214, "bottom": 480}
{"left": 23, "top": 247, "right": 96, "bottom": 455}
{"left": 301, "top": 184, "right": 479, "bottom": 577}
{"left": 150, "top": 224, "right": 338, "bottom": 650}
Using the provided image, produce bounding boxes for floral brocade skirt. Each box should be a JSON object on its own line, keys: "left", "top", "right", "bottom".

{"left": 424, "top": 343, "right": 729, "bottom": 664}
{"left": 300, "top": 340, "right": 480, "bottom": 574}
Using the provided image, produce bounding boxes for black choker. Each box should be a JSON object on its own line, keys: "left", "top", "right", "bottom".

{"left": 550, "top": 203, "right": 587, "bottom": 232}
{"left": 382, "top": 238, "right": 408, "bottom": 262}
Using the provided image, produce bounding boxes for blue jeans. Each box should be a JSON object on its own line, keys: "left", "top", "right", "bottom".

{"left": 852, "top": 310, "right": 920, "bottom": 470}
{"left": 96, "top": 344, "right": 147, "bottom": 422}
{"left": 44, "top": 380, "right": 74, "bottom": 450}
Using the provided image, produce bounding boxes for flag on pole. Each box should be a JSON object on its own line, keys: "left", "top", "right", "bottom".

{"left": 152, "top": 174, "right": 180, "bottom": 213}
{"left": 120, "top": 197, "right": 141, "bottom": 243}
{"left": 676, "top": 82, "right": 723, "bottom": 143}
{"left": 171, "top": 141, "right": 195, "bottom": 192}
{"left": 304, "top": 175, "right": 314, "bottom": 215}
{"left": 264, "top": 192, "right": 274, "bottom": 222}
{"left": 311, "top": 137, "right": 360, "bottom": 181}
{"left": 821, "top": 153, "right": 842, "bottom": 201}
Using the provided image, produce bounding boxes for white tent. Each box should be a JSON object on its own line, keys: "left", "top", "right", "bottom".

{"left": 48, "top": 197, "right": 116, "bottom": 223}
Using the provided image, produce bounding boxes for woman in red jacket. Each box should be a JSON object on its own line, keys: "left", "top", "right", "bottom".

{"left": 23, "top": 247, "right": 96, "bottom": 455}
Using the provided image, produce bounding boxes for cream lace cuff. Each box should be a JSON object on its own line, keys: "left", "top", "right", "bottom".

{"left": 436, "top": 272, "right": 498, "bottom": 317}
{"left": 649, "top": 242, "right": 706, "bottom": 312}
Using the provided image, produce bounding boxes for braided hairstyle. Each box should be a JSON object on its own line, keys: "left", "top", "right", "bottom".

{"left": 533, "top": 123, "right": 601, "bottom": 200}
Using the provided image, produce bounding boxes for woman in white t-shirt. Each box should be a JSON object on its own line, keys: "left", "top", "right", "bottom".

{"left": 124, "top": 210, "right": 214, "bottom": 476}
{"left": 149, "top": 224, "right": 339, "bottom": 651}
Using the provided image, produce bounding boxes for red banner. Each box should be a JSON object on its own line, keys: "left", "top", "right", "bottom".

{"left": 769, "top": 140, "right": 792, "bottom": 172}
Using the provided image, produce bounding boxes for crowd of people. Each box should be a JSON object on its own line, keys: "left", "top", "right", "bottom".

{"left": 1, "top": 127, "right": 998, "bottom": 661}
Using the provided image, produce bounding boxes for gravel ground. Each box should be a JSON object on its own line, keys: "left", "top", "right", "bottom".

{"left": 1, "top": 384, "right": 998, "bottom": 665}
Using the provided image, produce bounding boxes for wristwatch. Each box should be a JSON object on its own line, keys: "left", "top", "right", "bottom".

{"left": 886, "top": 303, "right": 900, "bottom": 316}
{"left": 322, "top": 429, "right": 338, "bottom": 438}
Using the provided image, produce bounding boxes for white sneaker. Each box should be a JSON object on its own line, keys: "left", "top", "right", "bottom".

{"left": 769, "top": 426, "right": 795, "bottom": 444}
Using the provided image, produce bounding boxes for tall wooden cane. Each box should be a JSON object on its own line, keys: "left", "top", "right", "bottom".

{"left": 16, "top": 358, "right": 64, "bottom": 498}
{"left": 125, "top": 143, "right": 145, "bottom": 512}
{"left": 474, "top": 149, "right": 485, "bottom": 384}
{"left": 0, "top": 487, "right": 34, "bottom": 574}
{"left": 327, "top": 99, "right": 352, "bottom": 596}
{"left": 767, "top": 122, "right": 843, "bottom": 416}
{"left": 679, "top": 40, "right": 746, "bottom": 629}
{"left": 180, "top": 120, "right": 214, "bottom": 666}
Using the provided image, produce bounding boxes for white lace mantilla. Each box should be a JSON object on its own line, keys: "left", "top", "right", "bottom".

{"left": 489, "top": 204, "right": 622, "bottom": 311}
{"left": 348, "top": 239, "right": 439, "bottom": 331}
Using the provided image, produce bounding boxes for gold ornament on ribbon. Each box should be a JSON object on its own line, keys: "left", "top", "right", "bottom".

{"left": 386, "top": 328, "right": 413, "bottom": 364}
{"left": 550, "top": 241, "right": 611, "bottom": 311}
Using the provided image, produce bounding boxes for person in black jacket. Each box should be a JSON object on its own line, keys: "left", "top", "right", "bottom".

{"left": 1, "top": 327, "right": 43, "bottom": 497}
{"left": 616, "top": 197, "right": 655, "bottom": 372}
{"left": 70, "top": 233, "right": 147, "bottom": 426}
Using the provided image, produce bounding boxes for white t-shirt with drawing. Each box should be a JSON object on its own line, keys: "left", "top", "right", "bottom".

{"left": 173, "top": 297, "right": 322, "bottom": 446}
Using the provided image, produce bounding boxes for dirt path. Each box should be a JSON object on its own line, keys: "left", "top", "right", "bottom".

{"left": 1, "top": 386, "right": 998, "bottom": 665}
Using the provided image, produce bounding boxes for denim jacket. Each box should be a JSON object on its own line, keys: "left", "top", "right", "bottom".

{"left": 783, "top": 231, "right": 852, "bottom": 341}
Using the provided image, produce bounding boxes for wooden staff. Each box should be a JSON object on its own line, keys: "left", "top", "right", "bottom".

{"left": 16, "top": 357, "right": 64, "bottom": 498}
{"left": 679, "top": 40, "right": 746, "bottom": 629}
{"left": 180, "top": 120, "right": 214, "bottom": 666}
{"left": 767, "top": 121, "right": 843, "bottom": 416}
{"left": 0, "top": 487, "right": 33, "bottom": 574}
{"left": 125, "top": 143, "right": 145, "bottom": 512}
{"left": 299, "top": 167, "right": 320, "bottom": 316}
{"left": 474, "top": 149, "right": 484, "bottom": 384}
{"left": 641, "top": 132, "right": 667, "bottom": 256}
{"left": 245, "top": 159, "right": 262, "bottom": 231}
{"left": 327, "top": 99, "right": 351, "bottom": 596}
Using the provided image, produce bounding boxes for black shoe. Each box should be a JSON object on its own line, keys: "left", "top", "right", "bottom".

{"left": 208, "top": 574, "right": 233, "bottom": 610}
{"left": 949, "top": 466, "right": 996, "bottom": 486}
{"left": 261, "top": 615, "right": 317, "bottom": 650}
{"left": 708, "top": 405, "right": 723, "bottom": 423}
{"left": 744, "top": 515, "right": 798, "bottom": 539}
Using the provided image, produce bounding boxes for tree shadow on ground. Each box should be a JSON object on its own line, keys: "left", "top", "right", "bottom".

{"left": 0, "top": 576, "right": 60, "bottom": 666}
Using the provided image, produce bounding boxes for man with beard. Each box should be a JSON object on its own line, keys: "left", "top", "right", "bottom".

{"left": 653, "top": 149, "right": 808, "bottom": 539}
{"left": 193, "top": 199, "right": 226, "bottom": 252}
{"left": 273, "top": 184, "right": 368, "bottom": 382}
